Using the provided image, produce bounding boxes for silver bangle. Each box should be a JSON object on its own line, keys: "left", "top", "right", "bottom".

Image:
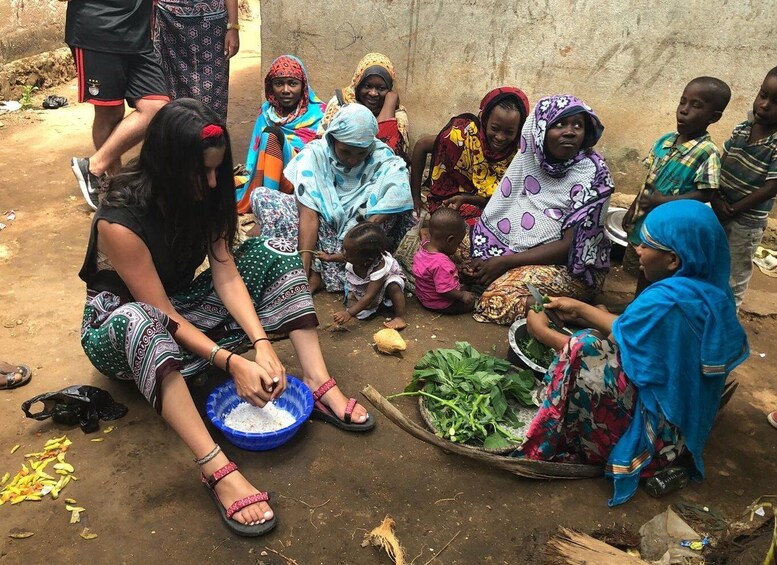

{"left": 208, "top": 344, "right": 222, "bottom": 365}
{"left": 194, "top": 444, "right": 221, "bottom": 465}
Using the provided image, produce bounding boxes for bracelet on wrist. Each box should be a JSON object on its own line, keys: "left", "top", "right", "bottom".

{"left": 226, "top": 22, "right": 240, "bottom": 31}
{"left": 208, "top": 344, "right": 222, "bottom": 365}
{"left": 252, "top": 337, "right": 270, "bottom": 347}
{"left": 225, "top": 352, "right": 236, "bottom": 376}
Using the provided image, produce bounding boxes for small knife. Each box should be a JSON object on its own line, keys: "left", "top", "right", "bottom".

{"left": 525, "top": 283, "right": 572, "bottom": 335}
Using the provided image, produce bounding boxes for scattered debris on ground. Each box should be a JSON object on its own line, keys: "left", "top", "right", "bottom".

{"left": 1, "top": 434, "right": 76, "bottom": 505}
{"left": 362, "top": 515, "right": 406, "bottom": 564}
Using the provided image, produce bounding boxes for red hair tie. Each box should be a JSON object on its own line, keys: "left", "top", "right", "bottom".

{"left": 201, "top": 124, "right": 224, "bottom": 140}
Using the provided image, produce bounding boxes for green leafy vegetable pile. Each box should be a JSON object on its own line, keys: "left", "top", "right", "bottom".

{"left": 393, "top": 342, "right": 537, "bottom": 450}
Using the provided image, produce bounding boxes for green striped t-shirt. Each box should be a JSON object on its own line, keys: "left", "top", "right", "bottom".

{"left": 719, "top": 120, "right": 777, "bottom": 228}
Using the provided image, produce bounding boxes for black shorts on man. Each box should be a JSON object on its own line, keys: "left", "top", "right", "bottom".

{"left": 71, "top": 48, "right": 169, "bottom": 107}
{"left": 65, "top": 0, "right": 169, "bottom": 106}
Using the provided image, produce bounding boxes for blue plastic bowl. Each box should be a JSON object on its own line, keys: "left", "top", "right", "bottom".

{"left": 206, "top": 375, "right": 314, "bottom": 451}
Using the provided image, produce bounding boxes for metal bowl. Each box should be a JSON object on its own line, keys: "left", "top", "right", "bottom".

{"left": 508, "top": 318, "right": 550, "bottom": 376}
{"left": 604, "top": 207, "right": 628, "bottom": 247}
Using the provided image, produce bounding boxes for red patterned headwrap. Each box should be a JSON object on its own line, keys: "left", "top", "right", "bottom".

{"left": 477, "top": 87, "right": 530, "bottom": 161}
{"left": 265, "top": 55, "right": 308, "bottom": 116}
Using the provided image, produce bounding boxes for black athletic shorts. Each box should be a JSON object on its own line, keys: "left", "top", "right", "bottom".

{"left": 71, "top": 47, "right": 170, "bottom": 108}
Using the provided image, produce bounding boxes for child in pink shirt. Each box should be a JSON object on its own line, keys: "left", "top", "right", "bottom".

{"left": 412, "top": 208, "right": 475, "bottom": 314}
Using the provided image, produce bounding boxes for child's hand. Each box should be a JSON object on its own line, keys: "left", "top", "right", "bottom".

{"left": 333, "top": 310, "right": 353, "bottom": 325}
{"left": 460, "top": 291, "right": 476, "bottom": 308}
{"left": 316, "top": 251, "right": 342, "bottom": 262}
{"left": 711, "top": 193, "right": 735, "bottom": 222}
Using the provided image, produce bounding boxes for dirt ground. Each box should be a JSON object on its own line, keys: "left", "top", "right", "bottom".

{"left": 1, "top": 18, "right": 777, "bottom": 565}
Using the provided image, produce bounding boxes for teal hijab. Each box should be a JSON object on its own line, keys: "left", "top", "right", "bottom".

{"left": 284, "top": 104, "right": 413, "bottom": 240}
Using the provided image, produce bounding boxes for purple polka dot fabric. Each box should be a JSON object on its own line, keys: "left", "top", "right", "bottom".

{"left": 470, "top": 95, "right": 614, "bottom": 285}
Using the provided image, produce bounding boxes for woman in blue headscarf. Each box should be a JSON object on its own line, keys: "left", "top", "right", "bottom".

{"left": 519, "top": 200, "right": 749, "bottom": 506}
{"left": 251, "top": 103, "right": 414, "bottom": 292}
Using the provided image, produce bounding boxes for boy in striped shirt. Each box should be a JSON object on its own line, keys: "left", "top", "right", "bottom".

{"left": 712, "top": 66, "right": 777, "bottom": 309}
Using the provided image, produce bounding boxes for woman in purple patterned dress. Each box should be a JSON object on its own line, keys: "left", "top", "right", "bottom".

{"left": 465, "top": 95, "right": 614, "bottom": 325}
{"left": 154, "top": 0, "right": 239, "bottom": 121}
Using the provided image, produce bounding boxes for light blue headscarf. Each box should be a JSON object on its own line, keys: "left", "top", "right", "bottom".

{"left": 607, "top": 200, "right": 749, "bottom": 506}
{"left": 284, "top": 104, "right": 413, "bottom": 239}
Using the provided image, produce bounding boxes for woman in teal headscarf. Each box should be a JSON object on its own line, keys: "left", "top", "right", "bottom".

{"left": 519, "top": 200, "right": 749, "bottom": 506}
{"left": 251, "top": 103, "right": 414, "bottom": 292}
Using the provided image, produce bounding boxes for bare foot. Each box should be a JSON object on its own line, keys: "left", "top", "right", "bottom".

{"left": 308, "top": 271, "right": 323, "bottom": 295}
{"left": 383, "top": 317, "right": 407, "bottom": 331}
{"left": 304, "top": 376, "right": 369, "bottom": 424}
{"left": 200, "top": 453, "right": 273, "bottom": 526}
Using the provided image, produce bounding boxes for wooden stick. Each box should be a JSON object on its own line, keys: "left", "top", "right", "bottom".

{"left": 263, "top": 546, "right": 300, "bottom": 565}
{"left": 423, "top": 530, "right": 460, "bottom": 565}
{"left": 361, "top": 385, "right": 602, "bottom": 480}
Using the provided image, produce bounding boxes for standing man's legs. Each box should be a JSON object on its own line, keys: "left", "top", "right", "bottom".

{"left": 91, "top": 105, "right": 126, "bottom": 175}
{"left": 71, "top": 49, "right": 169, "bottom": 209}
{"left": 87, "top": 97, "right": 167, "bottom": 177}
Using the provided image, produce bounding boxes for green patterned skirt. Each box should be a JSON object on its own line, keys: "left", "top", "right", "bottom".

{"left": 80, "top": 238, "right": 318, "bottom": 412}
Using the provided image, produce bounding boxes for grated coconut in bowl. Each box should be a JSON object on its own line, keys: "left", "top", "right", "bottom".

{"left": 223, "top": 402, "right": 296, "bottom": 433}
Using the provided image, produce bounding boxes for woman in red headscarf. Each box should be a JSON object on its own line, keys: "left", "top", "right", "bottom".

{"left": 236, "top": 55, "right": 326, "bottom": 213}
{"left": 410, "top": 87, "right": 530, "bottom": 225}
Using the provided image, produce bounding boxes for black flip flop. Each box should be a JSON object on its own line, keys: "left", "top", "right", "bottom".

{"left": 42, "top": 96, "right": 68, "bottom": 109}
{"left": 1, "top": 364, "right": 31, "bottom": 390}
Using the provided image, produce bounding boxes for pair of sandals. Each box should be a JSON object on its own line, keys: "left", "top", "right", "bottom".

{"left": 204, "top": 377, "right": 374, "bottom": 536}
{"left": 1, "top": 363, "right": 31, "bottom": 390}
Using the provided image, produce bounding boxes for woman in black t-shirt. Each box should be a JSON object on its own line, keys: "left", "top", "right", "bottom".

{"left": 79, "top": 99, "right": 374, "bottom": 537}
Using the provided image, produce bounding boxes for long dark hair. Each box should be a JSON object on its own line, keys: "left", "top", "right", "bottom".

{"left": 102, "top": 98, "right": 238, "bottom": 263}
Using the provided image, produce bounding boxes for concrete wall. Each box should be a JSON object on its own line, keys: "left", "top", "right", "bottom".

{"left": 1, "top": 0, "right": 66, "bottom": 64}
{"left": 261, "top": 0, "right": 777, "bottom": 193}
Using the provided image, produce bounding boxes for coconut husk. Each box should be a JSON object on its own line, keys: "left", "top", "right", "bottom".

{"left": 542, "top": 527, "right": 649, "bottom": 564}
{"left": 361, "top": 515, "right": 406, "bottom": 565}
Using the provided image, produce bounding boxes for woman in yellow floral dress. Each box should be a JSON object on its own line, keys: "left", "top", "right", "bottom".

{"left": 318, "top": 52, "right": 410, "bottom": 162}
{"left": 410, "top": 87, "right": 529, "bottom": 225}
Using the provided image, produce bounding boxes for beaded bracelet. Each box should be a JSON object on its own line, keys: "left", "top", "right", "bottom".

{"left": 252, "top": 337, "right": 270, "bottom": 347}
{"left": 208, "top": 344, "right": 222, "bottom": 365}
{"left": 225, "top": 352, "right": 235, "bottom": 376}
{"left": 194, "top": 444, "right": 221, "bottom": 465}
